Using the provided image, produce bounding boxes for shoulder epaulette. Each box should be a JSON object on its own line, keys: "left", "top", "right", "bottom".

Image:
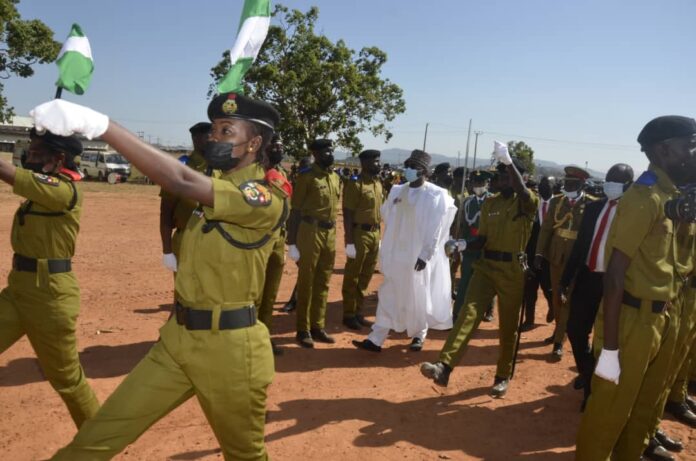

{"left": 635, "top": 170, "right": 658, "bottom": 186}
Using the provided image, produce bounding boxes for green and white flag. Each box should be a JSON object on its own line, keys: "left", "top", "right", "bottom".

{"left": 55, "top": 24, "right": 94, "bottom": 95}
{"left": 216, "top": 0, "right": 270, "bottom": 94}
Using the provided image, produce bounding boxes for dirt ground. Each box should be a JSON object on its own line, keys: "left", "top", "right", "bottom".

{"left": 0, "top": 182, "right": 693, "bottom": 461}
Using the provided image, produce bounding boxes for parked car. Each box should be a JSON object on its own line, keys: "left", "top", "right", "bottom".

{"left": 80, "top": 151, "right": 131, "bottom": 181}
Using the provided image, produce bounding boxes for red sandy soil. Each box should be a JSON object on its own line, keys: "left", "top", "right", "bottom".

{"left": 0, "top": 182, "right": 693, "bottom": 460}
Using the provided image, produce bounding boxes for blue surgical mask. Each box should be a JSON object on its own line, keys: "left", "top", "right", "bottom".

{"left": 403, "top": 167, "right": 420, "bottom": 183}
{"left": 603, "top": 181, "right": 625, "bottom": 200}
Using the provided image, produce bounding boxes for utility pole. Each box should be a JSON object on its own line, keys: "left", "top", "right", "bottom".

{"left": 473, "top": 130, "right": 483, "bottom": 170}
{"left": 422, "top": 122, "right": 429, "bottom": 151}
{"left": 463, "top": 119, "right": 472, "bottom": 176}
{"left": 456, "top": 150, "right": 461, "bottom": 167}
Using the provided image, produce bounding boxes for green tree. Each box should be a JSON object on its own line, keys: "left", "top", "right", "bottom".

{"left": 507, "top": 140, "right": 535, "bottom": 175}
{"left": 0, "top": 0, "right": 61, "bottom": 122}
{"left": 209, "top": 4, "right": 406, "bottom": 158}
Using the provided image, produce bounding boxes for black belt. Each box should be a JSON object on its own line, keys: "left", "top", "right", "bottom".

{"left": 175, "top": 303, "right": 257, "bottom": 330}
{"left": 691, "top": 277, "right": 696, "bottom": 289}
{"left": 13, "top": 254, "right": 72, "bottom": 273}
{"left": 622, "top": 291, "right": 667, "bottom": 314}
{"left": 354, "top": 223, "right": 380, "bottom": 232}
{"left": 301, "top": 216, "right": 335, "bottom": 229}
{"left": 483, "top": 250, "right": 513, "bottom": 262}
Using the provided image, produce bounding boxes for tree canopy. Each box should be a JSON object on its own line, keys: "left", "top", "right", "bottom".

{"left": 210, "top": 4, "right": 406, "bottom": 158}
{"left": 507, "top": 140, "right": 536, "bottom": 175}
{"left": 0, "top": 0, "right": 61, "bottom": 122}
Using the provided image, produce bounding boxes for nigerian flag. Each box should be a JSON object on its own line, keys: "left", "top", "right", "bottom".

{"left": 55, "top": 24, "right": 94, "bottom": 95}
{"left": 216, "top": 0, "right": 270, "bottom": 94}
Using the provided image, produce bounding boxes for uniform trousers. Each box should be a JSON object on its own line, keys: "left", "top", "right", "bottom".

{"left": 342, "top": 228, "right": 379, "bottom": 318}
{"left": 522, "top": 258, "right": 552, "bottom": 325}
{"left": 257, "top": 235, "right": 286, "bottom": 330}
{"left": 296, "top": 222, "right": 335, "bottom": 332}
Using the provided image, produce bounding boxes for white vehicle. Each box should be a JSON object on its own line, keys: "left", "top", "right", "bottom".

{"left": 80, "top": 151, "right": 131, "bottom": 181}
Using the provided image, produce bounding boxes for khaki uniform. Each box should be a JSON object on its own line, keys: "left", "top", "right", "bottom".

{"left": 576, "top": 166, "right": 681, "bottom": 461}
{"left": 53, "top": 163, "right": 287, "bottom": 461}
{"left": 439, "top": 190, "right": 538, "bottom": 379}
{"left": 292, "top": 164, "right": 340, "bottom": 332}
{"left": 535, "top": 192, "right": 595, "bottom": 344}
{"left": 0, "top": 168, "right": 100, "bottom": 428}
{"left": 341, "top": 175, "right": 383, "bottom": 318}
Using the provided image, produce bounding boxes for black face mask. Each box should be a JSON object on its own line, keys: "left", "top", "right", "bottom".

{"left": 316, "top": 152, "right": 334, "bottom": 168}
{"left": 267, "top": 146, "right": 283, "bottom": 166}
{"left": 203, "top": 140, "right": 250, "bottom": 171}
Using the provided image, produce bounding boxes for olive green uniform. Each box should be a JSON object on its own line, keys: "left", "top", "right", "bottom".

{"left": 0, "top": 168, "right": 99, "bottom": 428}
{"left": 439, "top": 190, "right": 538, "bottom": 379}
{"left": 292, "top": 164, "right": 340, "bottom": 332}
{"left": 668, "top": 333, "right": 696, "bottom": 404}
{"left": 53, "top": 163, "right": 286, "bottom": 461}
{"left": 535, "top": 192, "right": 595, "bottom": 344}
{"left": 576, "top": 166, "right": 682, "bottom": 461}
{"left": 341, "top": 174, "right": 383, "bottom": 319}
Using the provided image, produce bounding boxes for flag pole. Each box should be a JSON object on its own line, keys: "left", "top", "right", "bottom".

{"left": 55, "top": 87, "right": 63, "bottom": 99}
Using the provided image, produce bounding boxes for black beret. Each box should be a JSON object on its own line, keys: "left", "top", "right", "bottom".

{"left": 434, "top": 162, "right": 451, "bottom": 173}
{"left": 638, "top": 115, "right": 696, "bottom": 148}
{"left": 30, "top": 127, "right": 82, "bottom": 157}
{"left": 406, "top": 149, "right": 431, "bottom": 170}
{"left": 452, "top": 166, "right": 465, "bottom": 178}
{"left": 496, "top": 158, "right": 527, "bottom": 174}
{"left": 189, "top": 122, "right": 212, "bottom": 134}
{"left": 207, "top": 92, "right": 280, "bottom": 130}
{"left": 358, "top": 149, "right": 380, "bottom": 160}
{"left": 564, "top": 165, "right": 590, "bottom": 180}
{"left": 309, "top": 138, "right": 333, "bottom": 152}
{"left": 469, "top": 169, "right": 493, "bottom": 182}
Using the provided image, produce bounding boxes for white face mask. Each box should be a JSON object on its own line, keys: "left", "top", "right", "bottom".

{"left": 473, "top": 186, "right": 487, "bottom": 197}
{"left": 603, "top": 181, "right": 625, "bottom": 200}
{"left": 562, "top": 189, "right": 579, "bottom": 200}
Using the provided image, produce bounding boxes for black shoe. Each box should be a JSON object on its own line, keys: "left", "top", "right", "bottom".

{"left": 483, "top": 309, "right": 494, "bottom": 322}
{"left": 573, "top": 374, "right": 587, "bottom": 390}
{"left": 281, "top": 300, "right": 296, "bottom": 313}
{"left": 551, "top": 343, "right": 563, "bottom": 360}
{"left": 420, "top": 361, "right": 451, "bottom": 387}
{"left": 491, "top": 376, "right": 509, "bottom": 398}
{"left": 343, "top": 316, "right": 362, "bottom": 330}
{"left": 409, "top": 337, "right": 423, "bottom": 351}
{"left": 686, "top": 395, "right": 696, "bottom": 413}
{"left": 296, "top": 331, "right": 314, "bottom": 348}
{"left": 352, "top": 339, "right": 381, "bottom": 352}
{"left": 655, "top": 428, "right": 683, "bottom": 452}
{"left": 664, "top": 400, "right": 696, "bottom": 428}
{"left": 643, "top": 438, "right": 675, "bottom": 461}
{"left": 310, "top": 328, "right": 335, "bottom": 344}
{"left": 546, "top": 309, "right": 554, "bottom": 323}
{"left": 355, "top": 314, "right": 373, "bottom": 328}
{"left": 271, "top": 341, "right": 284, "bottom": 356}
{"left": 543, "top": 335, "right": 555, "bottom": 345}
{"left": 519, "top": 321, "right": 535, "bottom": 332}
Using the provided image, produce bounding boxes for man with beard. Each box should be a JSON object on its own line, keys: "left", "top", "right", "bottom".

{"left": 420, "top": 142, "right": 538, "bottom": 397}
{"left": 353, "top": 150, "right": 456, "bottom": 352}
{"left": 287, "top": 139, "right": 341, "bottom": 348}
{"left": 576, "top": 115, "right": 696, "bottom": 460}
{"left": 341, "top": 149, "right": 383, "bottom": 330}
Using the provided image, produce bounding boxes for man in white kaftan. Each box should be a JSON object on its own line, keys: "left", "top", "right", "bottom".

{"left": 353, "top": 149, "right": 456, "bottom": 352}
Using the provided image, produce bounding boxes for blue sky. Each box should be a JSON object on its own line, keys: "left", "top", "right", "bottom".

{"left": 6, "top": 0, "right": 696, "bottom": 174}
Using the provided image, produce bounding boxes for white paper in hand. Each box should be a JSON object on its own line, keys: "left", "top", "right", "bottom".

{"left": 493, "top": 141, "right": 512, "bottom": 165}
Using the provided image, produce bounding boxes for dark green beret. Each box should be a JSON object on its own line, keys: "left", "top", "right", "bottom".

{"left": 452, "top": 166, "right": 465, "bottom": 178}
{"left": 434, "top": 162, "right": 451, "bottom": 173}
{"left": 207, "top": 92, "right": 280, "bottom": 130}
{"left": 564, "top": 165, "right": 590, "bottom": 180}
{"left": 309, "top": 138, "right": 333, "bottom": 152}
{"left": 30, "top": 127, "right": 82, "bottom": 157}
{"left": 638, "top": 115, "right": 696, "bottom": 148}
{"left": 189, "top": 122, "right": 212, "bottom": 134}
{"left": 469, "top": 169, "right": 493, "bottom": 182}
{"left": 358, "top": 149, "right": 380, "bottom": 160}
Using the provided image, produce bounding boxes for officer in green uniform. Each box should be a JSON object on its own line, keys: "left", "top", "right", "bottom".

{"left": 33, "top": 92, "right": 290, "bottom": 461}
{"left": 0, "top": 129, "right": 100, "bottom": 429}
{"left": 287, "top": 139, "right": 341, "bottom": 348}
{"left": 341, "top": 149, "right": 383, "bottom": 330}
{"left": 452, "top": 169, "right": 493, "bottom": 321}
{"left": 663, "top": 334, "right": 696, "bottom": 427}
{"left": 257, "top": 134, "right": 289, "bottom": 355}
{"left": 160, "top": 122, "right": 211, "bottom": 273}
{"left": 534, "top": 165, "right": 595, "bottom": 358}
{"left": 420, "top": 143, "right": 538, "bottom": 398}
{"left": 575, "top": 115, "right": 696, "bottom": 461}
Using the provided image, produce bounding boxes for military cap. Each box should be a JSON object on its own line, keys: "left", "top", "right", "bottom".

{"left": 30, "top": 127, "right": 82, "bottom": 157}
{"left": 207, "top": 92, "right": 280, "bottom": 130}
{"left": 434, "top": 162, "right": 451, "bottom": 173}
{"left": 564, "top": 165, "right": 590, "bottom": 181}
{"left": 638, "top": 115, "right": 696, "bottom": 148}
{"left": 358, "top": 149, "right": 380, "bottom": 160}
{"left": 496, "top": 158, "right": 527, "bottom": 174}
{"left": 309, "top": 138, "right": 333, "bottom": 152}
{"left": 469, "top": 169, "right": 493, "bottom": 182}
{"left": 189, "top": 122, "right": 212, "bottom": 134}
{"left": 406, "top": 149, "right": 431, "bottom": 171}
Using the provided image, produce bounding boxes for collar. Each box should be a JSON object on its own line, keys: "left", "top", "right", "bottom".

{"left": 312, "top": 163, "right": 332, "bottom": 175}
{"left": 219, "top": 161, "right": 266, "bottom": 183}
{"left": 649, "top": 163, "right": 678, "bottom": 195}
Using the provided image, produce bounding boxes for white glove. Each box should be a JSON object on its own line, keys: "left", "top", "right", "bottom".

{"left": 288, "top": 244, "right": 300, "bottom": 262}
{"left": 456, "top": 240, "right": 467, "bottom": 251}
{"left": 493, "top": 141, "right": 513, "bottom": 165}
{"left": 162, "top": 253, "right": 177, "bottom": 272}
{"left": 345, "top": 244, "right": 357, "bottom": 259}
{"left": 594, "top": 348, "right": 620, "bottom": 384}
{"left": 30, "top": 99, "right": 109, "bottom": 140}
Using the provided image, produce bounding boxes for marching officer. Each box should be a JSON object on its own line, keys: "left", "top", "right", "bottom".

{"left": 0, "top": 129, "right": 100, "bottom": 428}
{"left": 342, "top": 149, "right": 383, "bottom": 329}
{"left": 534, "top": 165, "right": 595, "bottom": 358}
{"left": 287, "top": 139, "right": 341, "bottom": 348}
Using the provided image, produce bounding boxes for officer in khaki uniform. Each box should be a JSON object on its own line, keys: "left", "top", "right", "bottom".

{"left": 159, "top": 122, "right": 211, "bottom": 273}
{"left": 37, "top": 92, "right": 289, "bottom": 460}
{"left": 341, "top": 149, "right": 383, "bottom": 330}
{"left": 421, "top": 145, "right": 538, "bottom": 398}
{"left": 0, "top": 129, "right": 100, "bottom": 428}
{"left": 576, "top": 115, "right": 696, "bottom": 461}
{"left": 534, "top": 165, "right": 595, "bottom": 358}
{"left": 287, "top": 139, "right": 341, "bottom": 348}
